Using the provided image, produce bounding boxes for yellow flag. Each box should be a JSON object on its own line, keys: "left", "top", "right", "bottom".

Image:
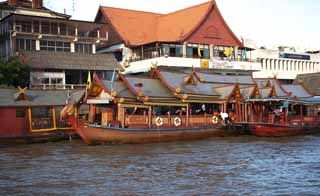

{"left": 87, "top": 71, "right": 92, "bottom": 89}
{"left": 224, "top": 47, "right": 233, "bottom": 57}
{"left": 198, "top": 47, "right": 202, "bottom": 57}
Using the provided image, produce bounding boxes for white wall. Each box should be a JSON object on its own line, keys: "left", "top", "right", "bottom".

{"left": 124, "top": 56, "right": 261, "bottom": 74}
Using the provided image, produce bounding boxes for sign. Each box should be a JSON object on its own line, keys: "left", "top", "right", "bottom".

{"left": 201, "top": 59, "right": 209, "bottom": 69}
{"left": 279, "top": 53, "right": 310, "bottom": 60}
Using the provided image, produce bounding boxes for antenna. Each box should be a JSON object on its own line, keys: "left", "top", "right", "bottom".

{"left": 72, "top": 0, "right": 76, "bottom": 15}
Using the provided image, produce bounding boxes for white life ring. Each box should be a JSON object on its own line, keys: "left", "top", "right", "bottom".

{"left": 174, "top": 117, "right": 182, "bottom": 127}
{"left": 155, "top": 116, "right": 164, "bottom": 127}
{"left": 212, "top": 116, "right": 219, "bottom": 124}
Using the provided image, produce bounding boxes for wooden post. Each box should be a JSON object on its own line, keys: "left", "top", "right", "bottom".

{"left": 117, "top": 105, "right": 125, "bottom": 128}
{"left": 148, "top": 106, "right": 152, "bottom": 128}
{"left": 168, "top": 112, "right": 171, "bottom": 127}
{"left": 28, "top": 107, "right": 33, "bottom": 132}
{"left": 88, "top": 104, "right": 96, "bottom": 123}
{"left": 300, "top": 105, "right": 303, "bottom": 125}
{"left": 52, "top": 107, "right": 57, "bottom": 129}
{"left": 186, "top": 104, "right": 190, "bottom": 126}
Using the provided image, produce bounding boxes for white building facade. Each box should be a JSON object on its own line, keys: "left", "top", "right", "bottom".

{"left": 252, "top": 48, "right": 320, "bottom": 83}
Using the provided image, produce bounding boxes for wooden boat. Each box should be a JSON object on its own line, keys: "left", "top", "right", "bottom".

{"left": 246, "top": 122, "right": 319, "bottom": 137}
{"left": 242, "top": 97, "right": 320, "bottom": 137}
{"left": 0, "top": 88, "right": 82, "bottom": 144}
{"left": 68, "top": 116, "right": 229, "bottom": 145}
{"left": 62, "top": 69, "right": 251, "bottom": 145}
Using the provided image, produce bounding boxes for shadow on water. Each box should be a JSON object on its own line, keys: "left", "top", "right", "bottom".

{"left": 1, "top": 135, "right": 320, "bottom": 195}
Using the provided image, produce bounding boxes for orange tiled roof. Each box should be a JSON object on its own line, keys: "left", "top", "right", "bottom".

{"left": 99, "top": 1, "right": 241, "bottom": 46}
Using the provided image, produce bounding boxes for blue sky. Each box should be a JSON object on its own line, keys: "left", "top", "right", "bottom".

{"left": 33, "top": 0, "right": 320, "bottom": 50}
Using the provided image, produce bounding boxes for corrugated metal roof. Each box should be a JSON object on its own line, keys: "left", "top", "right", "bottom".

{"left": 20, "top": 50, "right": 120, "bottom": 71}
{"left": 0, "top": 88, "right": 84, "bottom": 107}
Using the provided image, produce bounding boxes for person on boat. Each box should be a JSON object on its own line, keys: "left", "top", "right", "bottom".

{"left": 273, "top": 108, "right": 281, "bottom": 122}
{"left": 220, "top": 111, "right": 230, "bottom": 125}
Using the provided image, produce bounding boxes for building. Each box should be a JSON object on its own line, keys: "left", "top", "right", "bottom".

{"left": 0, "top": 0, "right": 120, "bottom": 89}
{"left": 294, "top": 72, "right": 320, "bottom": 96}
{"left": 252, "top": 46, "right": 320, "bottom": 84}
{"left": 94, "top": 0, "right": 260, "bottom": 74}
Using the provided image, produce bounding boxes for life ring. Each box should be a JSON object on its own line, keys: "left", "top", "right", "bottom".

{"left": 174, "top": 117, "right": 182, "bottom": 127}
{"left": 155, "top": 116, "right": 164, "bottom": 127}
{"left": 212, "top": 116, "right": 219, "bottom": 124}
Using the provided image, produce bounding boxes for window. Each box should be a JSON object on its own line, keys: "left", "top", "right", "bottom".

{"left": 161, "top": 44, "right": 182, "bottom": 57}
{"left": 31, "top": 107, "right": 52, "bottom": 118}
{"left": 16, "top": 38, "right": 36, "bottom": 51}
{"left": 40, "top": 40, "right": 71, "bottom": 52}
{"left": 75, "top": 43, "right": 92, "bottom": 54}
{"left": 16, "top": 108, "right": 26, "bottom": 118}
{"left": 187, "top": 44, "right": 210, "bottom": 59}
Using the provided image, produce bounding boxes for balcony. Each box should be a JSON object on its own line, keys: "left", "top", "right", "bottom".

{"left": 124, "top": 56, "right": 261, "bottom": 74}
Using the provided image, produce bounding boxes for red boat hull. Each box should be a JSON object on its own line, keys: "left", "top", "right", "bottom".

{"left": 248, "top": 123, "right": 319, "bottom": 137}
{"left": 68, "top": 116, "right": 230, "bottom": 145}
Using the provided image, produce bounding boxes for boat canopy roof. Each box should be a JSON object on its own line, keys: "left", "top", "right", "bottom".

{"left": 244, "top": 97, "right": 320, "bottom": 104}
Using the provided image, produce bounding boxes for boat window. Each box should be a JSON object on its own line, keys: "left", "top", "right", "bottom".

{"left": 16, "top": 108, "right": 26, "bottom": 118}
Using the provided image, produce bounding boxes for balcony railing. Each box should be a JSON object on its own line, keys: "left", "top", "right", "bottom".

{"left": 30, "top": 84, "right": 86, "bottom": 90}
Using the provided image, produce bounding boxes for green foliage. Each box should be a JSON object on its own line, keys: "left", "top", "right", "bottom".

{"left": 0, "top": 57, "right": 30, "bottom": 88}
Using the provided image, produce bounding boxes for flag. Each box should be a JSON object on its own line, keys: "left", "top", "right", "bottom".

{"left": 197, "top": 47, "right": 202, "bottom": 58}
{"left": 241, "top": 48, "right": 247, "bottom": 60}
{"left": 110, "top": 68, "right": 116, "bottom": 92}
{"left": 87, "top": 71, "right": 92, "bottom": 90}
{"left": 224, "top": 47, "right": 233, "bottom": 57}
{"left": 280, "top": 101, "right": 289, "bottom": 109}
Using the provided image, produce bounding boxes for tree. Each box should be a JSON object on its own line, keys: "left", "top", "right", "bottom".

{"left": 0, "top": 57, "right": 30, "bottom": 88}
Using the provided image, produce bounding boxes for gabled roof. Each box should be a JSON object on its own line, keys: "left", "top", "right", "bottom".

{"left": 294, "top": 73, "right": 320, "bottom": 96}
{"left": 196, "top": 72, "right": 254, "bottom": 85}
{"left": 282, "top": 84, "right": 313, "bottom": 98}
{"left": 20, "top": 50, "right": 120, "bottom": 71}
{"left": 98, "top": 1, "right": 242, "bottom": 46}
{"left": 258, "top": 87, "right": 273, "bottom": 98}
{"left": 255, "top": 78, "right": 289, "bottom": 97}
{"left": 0, "top": 88, "right": 84, "bottom": 107}
{"left": 121, "top": 75, "right": 175, "bottom": 98}
{"left": 100, "top": 80, "right": 135, "bottom": 99}
{"left": 156, "top": 70, "right": 220, "bottom": 96}
{"left": 240, "top": 86, "right": 256, "bottom": 99}
{"left": 214, "top": 85, "right": 236, "bottom": 100}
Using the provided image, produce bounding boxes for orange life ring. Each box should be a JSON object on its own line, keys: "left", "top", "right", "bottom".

{"left": 174, "top": 117, "right": 182, "bottom": 127}
{"left": 212, "top": 116, "right": 219, "bottom": 124}
{"left": 155, "top": 116, "right": 164, "bottom": 127}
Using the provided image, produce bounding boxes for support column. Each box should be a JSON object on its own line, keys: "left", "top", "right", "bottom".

{"left": 71, "top": 42, "right": 75, "bottom": 53}
{"left": 28, "top": 107, "right": 33, "bottom": 132}
{"left": 182, "top": 42, "right": 187, "bottom": 57}
{"left": 52, "top": 107, "right": 57, "bottom": 129}
{"left": 88, "top": 104, "right": 96, "bottom": 123}
{"left": 35, "top": 39, "right": 40, "bottom": 51}
{"left": 234, "top": 46, "right": 239, "bottom": 61}
{"left": 209, "top": 44, "right": 214, "bottom": 59}
{"left": 92, "top": 44, "right": 96, "bottom": 54}
{"left": 148, "top": 106, "right": 152, "bottom": 128}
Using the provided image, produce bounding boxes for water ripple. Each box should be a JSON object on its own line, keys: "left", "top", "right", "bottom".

{"left": 1, "top": 136, "right": 320, "bottom": 195}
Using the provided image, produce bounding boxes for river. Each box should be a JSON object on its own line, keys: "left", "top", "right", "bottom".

{"left": 1, "top": 135, "right": 320, "bottom": 195}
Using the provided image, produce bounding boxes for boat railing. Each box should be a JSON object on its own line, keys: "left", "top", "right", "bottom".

{"left": 31, "top": 117, "right": 53, "bottom": 130}
{"left": 124, "top": 114, "right": 220, "bottom": 128}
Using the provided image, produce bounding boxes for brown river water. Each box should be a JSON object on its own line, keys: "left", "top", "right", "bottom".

{"left": 1, "top": 135, "right": 320, "bottom": 196}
